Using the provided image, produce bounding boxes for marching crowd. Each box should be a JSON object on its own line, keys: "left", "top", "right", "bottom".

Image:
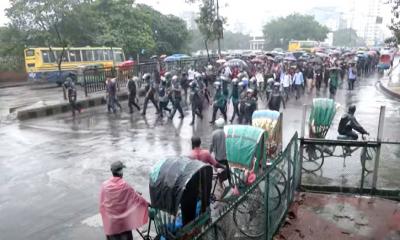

{"left": 63, "top": 49, "right": 382, "bottom": 125}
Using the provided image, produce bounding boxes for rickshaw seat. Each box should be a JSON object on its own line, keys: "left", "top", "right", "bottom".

{"left": 337, "top": 134, "right": 351, "bottom": 140}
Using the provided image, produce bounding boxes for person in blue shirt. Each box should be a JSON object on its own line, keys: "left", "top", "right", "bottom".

{"left": 293, "top": 68, "right": 304, "bottom": 100}
{"left": 229, "top": 78, "right": 240, "bottom": 123}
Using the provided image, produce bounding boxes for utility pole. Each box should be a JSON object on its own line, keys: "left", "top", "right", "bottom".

{"left": 216, "top": 0, "right": 221, "bottom": 56}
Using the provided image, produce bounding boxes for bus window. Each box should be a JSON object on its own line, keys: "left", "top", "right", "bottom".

{"left": 114, "top": 51, "right": 124, "bottom": 62}
{"left": 55, "top": 50, "right": 69, "bottom": 62}
{"left": 69, "top": 50, "right": 81, "bottom": 62}
{"left": 83, "top": 50, "right": 93, "bottom": 61}
{"left": 25, "top": 49, "right": 35, "bottom": 57}
{"left": 42, "top": 50, "right": 56, "bottom": 63}
{"left": 93, "top": 50, "right": 99, "bottom": 61}
{"left": 95, "top": 50, "right": 104, "bottom": 61}
{"left": 104, "top": 50, "right": 110, "bottom": 60}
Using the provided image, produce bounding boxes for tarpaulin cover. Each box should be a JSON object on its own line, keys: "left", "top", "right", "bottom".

{"left": 224, "top": 125, "right": 266, "bottom": 170}
{"left": 309, "top": 98, "right": 336, "bottom": 127}
{"left": 252, "top": 110, "right": 282, "bottom": 159}
{"left": 149, "top": 157, "right": 212, "bottom": 216}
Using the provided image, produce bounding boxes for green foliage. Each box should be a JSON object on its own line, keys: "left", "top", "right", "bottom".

{"left": 388, "top": 0, "right": 400, "bottom": 42}
{"left": 332, "top": 28, "right": 365, "bottom": 47}
{"left": 262, "top": 14, "right": 329, "bottom": 50}
{"left": 1, "top": 0, "right": 190, "bottom": 62}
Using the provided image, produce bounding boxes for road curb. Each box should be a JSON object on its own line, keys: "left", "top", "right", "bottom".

{"left": 16, "top": 92, "right": 128, "bottom": 120}
{"left": 379, "top": 79, "right": 400, "bottom": 100}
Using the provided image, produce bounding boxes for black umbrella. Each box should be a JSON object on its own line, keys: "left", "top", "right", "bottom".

{"left": 224, "top": 58, "right": 249, "bottom": 69}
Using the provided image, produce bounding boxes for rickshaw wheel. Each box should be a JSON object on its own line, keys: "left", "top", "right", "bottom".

{"left": 360, "top": 146, "right": 376, "bottom": 173}
{"left": 302, "top": 145, "right": 324, "bottom": 173}
{"left": 232, "top": 185, "right": 281, "bottom": 238}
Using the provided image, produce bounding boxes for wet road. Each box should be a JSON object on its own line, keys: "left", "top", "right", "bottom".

{"left": 0, "top": 71, "right": 399, "bottom": 239}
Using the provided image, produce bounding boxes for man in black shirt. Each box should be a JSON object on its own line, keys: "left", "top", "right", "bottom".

{"left": 338, "top": 105, "right": 369, "bottom": 140}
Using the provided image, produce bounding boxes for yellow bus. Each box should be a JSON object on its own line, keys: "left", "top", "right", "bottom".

{"left": 24, "top": 47, "right": 125, "bottom": 85}
{"left": 288, "top": 40, "right": 318, "bottom": 52}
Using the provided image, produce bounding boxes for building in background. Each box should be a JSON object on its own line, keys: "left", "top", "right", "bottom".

{"left": 364, "top": 0, "right": 384, "bottom": 46}
{"left": 249, "top": 36, "right": 265, "bottom": 50}
{"left": 180, "top": 11, "right": 197, "bottom": 30}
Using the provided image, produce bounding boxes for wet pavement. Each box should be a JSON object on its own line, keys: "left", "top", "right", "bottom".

{"left": 0, "top": 71, "right": 400, "bottom": 239}
{"left": 277, "top": 192, "right": 400, "bottom": 240}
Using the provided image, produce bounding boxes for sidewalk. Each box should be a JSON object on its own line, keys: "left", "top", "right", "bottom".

{"left": 276, "top": 192, "right": 400, "bottom": 240}
{"left": 380, "top": 64, "right": 400, "bottom": 99}
{"left": 16, "top": 91, "right": 128, "bottom": 120}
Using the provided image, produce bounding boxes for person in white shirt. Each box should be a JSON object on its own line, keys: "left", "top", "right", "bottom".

{"left": 293, "top": 68, "right": 304, "bottom": 100}
{"left": 188, "top": 66, "right": 195, "bottom": 81}
{"left": 280, "top": 70, "right": 291, "bottom": 101}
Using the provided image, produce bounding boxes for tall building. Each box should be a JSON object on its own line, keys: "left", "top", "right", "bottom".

{"left": 364, "top": 0, "right": 383, "bottom": 46}
{"left": 180, "top": 11, "right": 197, "bottom": 30}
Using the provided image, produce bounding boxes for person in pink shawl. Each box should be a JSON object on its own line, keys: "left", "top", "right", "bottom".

{"left": 99, "top": 161, "right": 149, "bottom": 240}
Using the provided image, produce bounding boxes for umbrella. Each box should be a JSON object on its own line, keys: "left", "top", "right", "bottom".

{"left": 164, "top": 54, "right": 190, "bottom": 62}
{"left": 216, "top": 59, "right": 226, "bottom": 64}
{"left": 150, "top": 55, "right": 158, "bottom": 59}
{"left": 267, "top": 56, "right": 275, "bottom": 61}
{"left": 265, "top": 52, "right": 275, "bottom": 57}
{"left": 315, "top": 52, "right": 329, "bottom": 58}
{"left": 224, "top": 58, "right": 248, "bottom": 69}
{"left": 309, "top": 57, "right": 323, "bottom": 64}
{"left": 160, "top": 54, "right": 167, "bottom": 58}
{"left": 284, "top": 56, "right": 296, "bottom": 61}
{"left": 251, "top": 58, "right": 264, "bottom": 64}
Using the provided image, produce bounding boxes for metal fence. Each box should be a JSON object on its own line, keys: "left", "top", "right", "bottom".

{"left": 82, "top": 62, "right": 159, "bottom": 96}
{"left": 298, "top": 105, "right": 400, "bottom": 200}
{"left": 194, "top": 132, "right": 300, "bottom": 240}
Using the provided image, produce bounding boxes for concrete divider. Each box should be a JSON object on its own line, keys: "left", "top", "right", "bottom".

{"left": 16, "top": 92, "right": 128, "bottom": 120}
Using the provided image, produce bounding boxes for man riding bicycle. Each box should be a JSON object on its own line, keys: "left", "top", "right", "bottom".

{"left": 338, "top": 105, "right": 369, "bottom": 140}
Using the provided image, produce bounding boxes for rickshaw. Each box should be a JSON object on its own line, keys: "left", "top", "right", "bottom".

{"left": 148, "top": 157, "right": 223, "bottom": 240}
{"left": 303, "top": 98, "right": 376, "bottom": 173}
{"left": 377, "top": 53, "right": 392, "bottom": 77}
{"left": 252, "top": 110, "right": 283, "bottom": 160}
{"left": 217, "top": 125, "right": 282, "bottom": 238}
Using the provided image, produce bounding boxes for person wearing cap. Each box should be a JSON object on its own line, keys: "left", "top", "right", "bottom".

{"left": 126, "top": 75, "right": 140, "bottom": 114}
{"left": 210, "top": 82, "right": 227, "bottom": 124}
{"left": 267, "top": 82, "right": 285, "bottom": 112}
{"left": 240, "top": 89, "right": 257, "bottom": 125}
{"left": 189, "top": 81, "right": 203, "bottom": 125}
{"left": 229, "top": 78, "right": 240, "bottom": 123}
{"left": 209, "top": 118, "right": 231, "bottom": 184}
{"left": 99, "top": 161, "right": 149, "bottom": 240}
{"left": 169, "top": 75, "right": 184, "bottom": 120}
{"left": 158, "top": 78, "right": 171, "bottom": 118}
{"left": 141, "top": 73, "right": 160, "bottom": 116}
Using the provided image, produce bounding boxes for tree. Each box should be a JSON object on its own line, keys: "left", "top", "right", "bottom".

{"left": 137, "top": 4, "right": 190, "bottom": 55}
{"left": 384, "top": 36, "right": 398, "bottom": 47}
{"left": 6, "top": 0, "right": 81, "bottom": 74}
{"left": 196, "top": 0, "right": 219, "bottom": 59}
{"left": 388, "top": 0, "right": 400, "bottom": 42}
{"left": 262, "top": 14, "right": 329, "bottom": 50}
{"left": 333, "top": 28, "right": 365, "bottom": 47}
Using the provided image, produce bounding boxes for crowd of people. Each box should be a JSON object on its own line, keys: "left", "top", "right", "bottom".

{"left": 95, "top": 48, "right": 383, "bottom": 127}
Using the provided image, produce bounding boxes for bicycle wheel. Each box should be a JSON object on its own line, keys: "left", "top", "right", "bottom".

{"left": 302, "top": 145, "right": 324, "bottom": 173}
{"left": 233, "top": 193, "right": 265, "bottom": 238}
{"left": 202, "top": 225, "right": 226, "bottom": 240}
{"left": 360, "top": 147, "right": 376, "bottom": 173}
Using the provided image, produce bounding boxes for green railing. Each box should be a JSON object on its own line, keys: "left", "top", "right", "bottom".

{"left": 194, "top": 132, "right": 300, "bottom": 240}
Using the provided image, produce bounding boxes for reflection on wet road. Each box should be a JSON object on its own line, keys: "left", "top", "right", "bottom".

{"left": 0, "top": 72, "right": 399, "bottom": 239}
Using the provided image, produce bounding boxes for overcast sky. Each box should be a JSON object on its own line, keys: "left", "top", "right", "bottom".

{"left": 0, "top": 0, "right": 393, "bottom": 37}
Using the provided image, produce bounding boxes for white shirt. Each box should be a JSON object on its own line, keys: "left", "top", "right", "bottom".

{"left": 188, "top": 69, "right": 195, "bottom": 80}
{"left": 281, "top": 74, "right": 291, "bottom": 88}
